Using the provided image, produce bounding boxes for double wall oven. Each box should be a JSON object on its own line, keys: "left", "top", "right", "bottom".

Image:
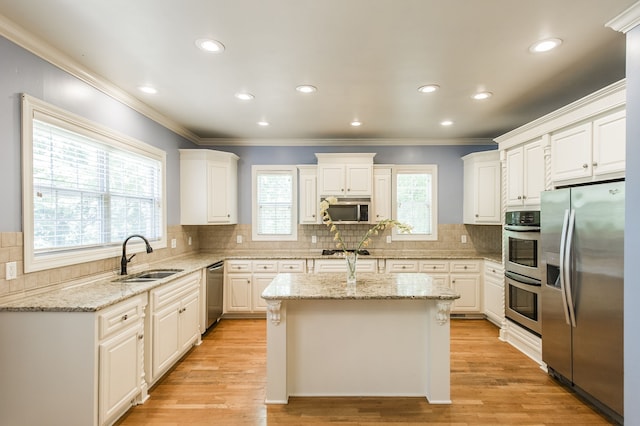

{"left": 504, "top": 211, "right": 542, "bottom": 336}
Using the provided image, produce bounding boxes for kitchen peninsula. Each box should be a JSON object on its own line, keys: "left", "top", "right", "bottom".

{"left": 261, "top": 272, "right": 460, "bottom": 404}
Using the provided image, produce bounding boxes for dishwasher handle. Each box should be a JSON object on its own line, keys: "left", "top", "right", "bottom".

{"left": 207, "top": 261, "right": 224, "bottom": 272}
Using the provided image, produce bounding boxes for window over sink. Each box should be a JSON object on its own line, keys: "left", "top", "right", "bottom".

{"left": 392, "top": 165, "right": 438, "bottom": 241}
{"left": 21, "top": 94, "right": 166, "bottom": 272}
{"left": 252, "top": 165, "right": 298, "bottom": 241}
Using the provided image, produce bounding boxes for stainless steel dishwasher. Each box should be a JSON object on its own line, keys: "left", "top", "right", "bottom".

{"left": 206, "top": 261, "right": 224, "bottom": 330}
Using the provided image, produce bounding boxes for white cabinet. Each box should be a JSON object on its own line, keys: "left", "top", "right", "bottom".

{"left": 449, "top": 260, "right": 482, "bottom": 314}
{"left": 505, "top": 139, "right": 545, "bottom": 207}
{"left": 0, "top": 293, "right": 148, "bottom": 426}
{"left": 225, "top": 259, "right": 306, "bottom": 314}
{"left": 314, "top": 258, "right": 377, "bottom": 273}
{"left": 179, "top": 149, "right": 239, "bottom": 224}
{"left": 372, "top": 166, "right": 392, "bottom": 221}
{"left": 551, "top": 109, "right": 625, "bottom": 184}
{"left": 148, "top": 272, "right": 201, "bottom": 385}
{"left": 483, "top": 259, "right": 505, "bottom": 327}
{"left": 462, "top": 151, "right": 501, "bottom": 224}
{"left": 315, "top": 153, "right": 375, "bottom": 197}
{"left": 298, "top": 166, "right": 318, "bottom": 224}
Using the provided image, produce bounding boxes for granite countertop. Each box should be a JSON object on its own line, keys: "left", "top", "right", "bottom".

{"left": 261, "top": 272, "right": 460, "bottom": 300}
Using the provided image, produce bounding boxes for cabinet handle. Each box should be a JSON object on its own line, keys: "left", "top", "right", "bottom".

{"left": 593, "top": 162, "right": 598, "bottom": 167}
{"left": 517, "top": 195, "right": 522, "bottom": 200}
{"left": 138, "top": 334, "right": 144, "bottom": 340}
{"left": 582, "top": 163, "right": 589, "bottom": 169}
{"left": 122, "top": 314, "right": 128, "bottom": 321}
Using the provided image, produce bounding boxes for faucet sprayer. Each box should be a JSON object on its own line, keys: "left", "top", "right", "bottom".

{"left": 120, "top": 234, "right": 153, "bottom": 275}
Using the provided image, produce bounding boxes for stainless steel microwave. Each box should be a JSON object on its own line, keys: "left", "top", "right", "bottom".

{"left": 323, "top": 198, "right": 370, "bottom": 224}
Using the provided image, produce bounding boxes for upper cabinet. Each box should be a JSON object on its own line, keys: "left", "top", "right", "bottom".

{"left": 462, "top": 150, "right": 501, "bottom": 224}
{"left": 372, "top": 166, "right": 392, "bottom": 221}
{"left": 551, "top": 109, "right": 625, "bottom": 185}
{"left": 298, "top": 165, "right": 318, "bottom": 224}
{"left": 179, "top": 149, "right": 239, "bottom": 225}
{"left": 505, "top": 139, "right": 545, "bottom": 208}
{"left": 315, "top": 153, "right": 375, "bottom": 197}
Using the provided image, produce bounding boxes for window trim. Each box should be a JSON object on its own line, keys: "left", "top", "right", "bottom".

{"left": 392, "top": 165, "right": 438, "bottom": 241}
{"left": 21, "top": 94, "right": 167, "bottom": 273}
{"left": 251, "top": 165, "right": 298, "bottom": 242}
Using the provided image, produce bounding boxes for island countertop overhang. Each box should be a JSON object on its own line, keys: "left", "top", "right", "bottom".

{"left": 261, "top": 272, "right": 460, "bottom": 301}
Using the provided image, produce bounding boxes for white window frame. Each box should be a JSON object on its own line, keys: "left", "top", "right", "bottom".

{"left": 251, "top": 165, "right": 298, "bottom": 241}
{"left": 392, "top": 165, "right": 438, "bottom": 241}
{"left": 21, "top": 94, "right": 167, "bottom": 273}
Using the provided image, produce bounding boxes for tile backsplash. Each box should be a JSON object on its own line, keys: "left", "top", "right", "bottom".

{"left": 0, "top": 223, "right": 501, "bottom": 300}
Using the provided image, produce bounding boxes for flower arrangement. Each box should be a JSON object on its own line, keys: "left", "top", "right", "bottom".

{"left": 319, "top": 196, "right": 412, "bottom": 253}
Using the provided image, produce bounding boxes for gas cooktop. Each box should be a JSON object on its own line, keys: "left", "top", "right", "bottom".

{"left": 321, "top": 249, "right": 370, "bottom": 256}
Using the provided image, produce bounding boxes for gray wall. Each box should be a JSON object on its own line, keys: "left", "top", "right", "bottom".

{"left": 624, "top": 24, "right": 639, "bottom": 426}
{"left": 0, "top": 36, "right": 197, "bottom": 231}
{"left": 214, "top": 144, "right": 496, "bottom": 224}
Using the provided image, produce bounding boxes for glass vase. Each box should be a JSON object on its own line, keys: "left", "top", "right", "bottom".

{"left": 346, "top": 252, "right": 357, "bottom": 285}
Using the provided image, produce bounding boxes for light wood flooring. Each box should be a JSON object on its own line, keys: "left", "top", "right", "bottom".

{"left": 116, "top": 319, "right": 614, "bottom": 425}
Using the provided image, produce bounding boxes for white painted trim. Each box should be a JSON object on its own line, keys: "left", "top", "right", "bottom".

{"left": 251, "top": 165, "right": 299, "bottom": 242}
{"left": 199, "top": 137, "right": 495, "bottom": 147}
{"left": 502, "top": 320, "right": 543, "bottom": 365}
{"left": 606, "top": 1, "right": 640, "bottom": 33}
{"left": 391, "top": 165, "right": 439, "bottom": 242}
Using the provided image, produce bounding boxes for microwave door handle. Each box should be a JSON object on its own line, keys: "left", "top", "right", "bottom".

{"left": 558, "top": 209, "right": 571, "bottom": 326}
{"left": 564, "top": 209, "right": 577, "bottom": 328}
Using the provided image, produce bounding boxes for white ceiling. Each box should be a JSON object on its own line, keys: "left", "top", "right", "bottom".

{"left": 0, "top": 0, "right": 635, "bottom": 144}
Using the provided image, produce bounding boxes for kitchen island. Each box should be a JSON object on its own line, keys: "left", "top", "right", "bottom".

{"left": 261, "top": 272, "right": 460, "bottom": 404}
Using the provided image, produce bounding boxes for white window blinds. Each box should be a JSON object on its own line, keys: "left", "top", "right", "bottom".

{"left": 393, "top": 165, "right": 438, "bottom": 241}
{"left": 252, "top": 166, "right": 297, "bottom": 241}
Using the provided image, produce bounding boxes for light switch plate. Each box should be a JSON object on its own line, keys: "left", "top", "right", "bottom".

{"left": 237, "top": 235, "right": 243, "bottom": 244}
{"left": 5, "top": 261, "right": 17, "bottom": 280}
{"left": 171, "top": 238, "right": 177, "bottom": 248}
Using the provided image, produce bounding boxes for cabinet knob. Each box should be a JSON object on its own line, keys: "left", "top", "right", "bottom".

{"left": 475, "top": 214, "right": 479, "bottom": 217}
{"left": 582, "top": 163, "right": 589, "bottom": 169}
{"left": 288, "top": 266, "right": 293, "bottom": 269}
{"left": 517, "top": 195, "right": 522, "bottom": 200}
{"left": 593, "top": 162, "right": 598, "bottom": 167}
{"left": 263, "top": 265, "right": 267, "bottom": 269}
{"left": 432, "top": 266, "right": 436, "bottom": 270}
{"left": 464, "top": 265, "right": 468, "bottom": 269}
{"left": 522, "top": 195, "right": 527, "bottom": 199}
{"left": 402, "top": 265, "right": 407, "bottom": 269}
{"left": 122, "top": 314, "right": 128, "bottom": 321}
{"left": 312, "top": 214, "right": 316, "bottom": 217}
{"left": 138, "top": 334, "right": 144, "bottom": 340}
{"left": 227, "top": 214, "right": 231, "bottom": 217}
{"left": 247, "top": 279, "right": 251, "bottom": 284}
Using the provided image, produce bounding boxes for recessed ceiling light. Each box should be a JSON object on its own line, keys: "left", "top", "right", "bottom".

{"left": 440, "top": 120, "right": 454, "bottom": 126}
{"left": 138, "top": 86, "right": 157, "bottom": 94}
{"left": 257, "top": 121, "right": 270, "bottom": 126}
{"left": 472, "top": 91, "right": 493, "bottom": 100}
{"left": 418, "top": 84, "right": 440, "bottom": 93}
{"left": 296, "top": 85, "right": 317, "bottom": 93}
{"left": 195, "top": 38, "right": 225, "bottom": 53}
{"left": 235, "top": 92, "right": 254, "bottom": 101}
{"left": 529, "top": 38, "right": 562, "bottom": 53}
{"left": 350, "top": 120, "right": 362, "bottom": 127}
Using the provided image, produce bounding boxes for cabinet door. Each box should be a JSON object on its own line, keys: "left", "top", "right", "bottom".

{"left": 450, "top": 274, "right": 481, "bottom": 313}
{"left": 99, "top": 324, "right": 142, "bottom": 426}
{"left": 522, "top": 140, "right": 545, "bottom": 206}
{"left": 318, "top": 164, "right": 346, "bottom": 196}
{"left": 253, "top": 274, "right": 277, "bottom": 311}
{"left": 473, "top": 160, "right": 501, "bottom": 223}
{"left": 345, "top": 164, "right": 372, "bottom": 196}
{"left": 227, "top": 274, "right": 252, "bottom": 311}
{"left": 551, "top": 123, "right": 592, "bottom": 182}
{"left": 592, "top": 110, "right": 626, "bottom": 177}
{"left": 179, "top": 290, "right": 200, "bottom": 352}
{"left": 505, "top": 147, "right": 524, "bottom": 207}
{"left": 207, "top": 161, "right": 231, "bottom": 223}
{"left": 152, "top": 301, "right": 181, "bottom": 378}
{"left": 299, "top": 168, "right": 318, "bottom": 223}
{"left": 372, "top": 168, "right": 391, "bottom": 221}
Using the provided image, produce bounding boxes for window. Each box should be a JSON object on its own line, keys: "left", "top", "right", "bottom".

{"left": 392, "top": 165, "right": 438, "bottom": 241}
{"left": 252, "top": 166, "right": 297, "bottom": 241}
{"left": 22, "top": 94, "right": 166, "bottom": 272}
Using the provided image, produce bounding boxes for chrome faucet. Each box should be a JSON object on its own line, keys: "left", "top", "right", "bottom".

{"left": 120, "top": 234, "right": 153, "bottom": 275}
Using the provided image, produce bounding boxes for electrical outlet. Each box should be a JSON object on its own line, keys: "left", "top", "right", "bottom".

{"left": 237, "top": 235, "right": 243, "bottom": 244}
{"left": 5, "top": 261, "right": 17, "bottom": 280}
{"left": 188, "top": 236, "right": 192, "bottom": 246}
{"left": 171, "top": 238, "right": 177, "bottom": 248}
{"left": 386, "top": 235, "right": 392, "bottom": 244}
{"left": 311, "top": 236, "right": 317, "bottom": 244}
{"left": 461, "top": 235, "right": 467, "bottom": 244}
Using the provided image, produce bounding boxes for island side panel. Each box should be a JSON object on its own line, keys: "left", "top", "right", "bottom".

{"left": 425, "top": 301, "right": 453, "bottom": 404}
{"left": 284, "top": 299, "right": 448, "bottom": 399}
{"left": 265, "top": 301, "right": 289, "bottom": 404}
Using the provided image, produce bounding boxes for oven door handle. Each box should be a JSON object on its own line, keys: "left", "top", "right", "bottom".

{"left": 564, "top": 209, "right": 577, "bottom": 328}
{"left": 504, "top": 271, "right": 541, "bottom": 286}
{"left": 558, "top": 209, "right": 571, "bottom": 326}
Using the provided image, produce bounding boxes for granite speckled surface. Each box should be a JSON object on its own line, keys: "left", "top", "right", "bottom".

{"left": 261, "top": 273, "right": 460, "bottom": 300}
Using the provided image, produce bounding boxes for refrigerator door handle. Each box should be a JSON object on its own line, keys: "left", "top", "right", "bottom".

{"left": 564, "top": 209, "right": 577, "bottom": 327}
{"left": 558, "top": 209, "right": 571, "bottom": 325}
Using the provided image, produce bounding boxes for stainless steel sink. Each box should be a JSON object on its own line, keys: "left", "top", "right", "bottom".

{"left": 113, "top": 269, "right": 184, "bottom": 283}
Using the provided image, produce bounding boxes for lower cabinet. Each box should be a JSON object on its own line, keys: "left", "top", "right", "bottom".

{"left": 225, "top": 259, "right": 306, "bottom": 314}
{"left": 147, "top": 271, "right": 201, "bottom": 386}
{"left": 313, "top": 258, "right": 377, "bottom": 273}
{"left": 483, "top": 259, "right": 505, "bottom": 326}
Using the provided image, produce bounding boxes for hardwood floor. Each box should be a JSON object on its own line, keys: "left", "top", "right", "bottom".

{"left": 116, "top": 319, "right": 614, "bottom": 425}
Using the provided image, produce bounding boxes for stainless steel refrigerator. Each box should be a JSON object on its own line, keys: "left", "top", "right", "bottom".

{"left": 541, "top": 180, "right": 624, "bottom": 423}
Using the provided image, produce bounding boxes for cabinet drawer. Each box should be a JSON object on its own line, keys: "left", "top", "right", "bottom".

{"left": 99, "top": 294, "right": 146, "bottom": 340}
{"left": 226, "top": 260, "right": 252, "bottom": 272}
{"left": 278, "top": 260, "right": 306, "bottom": 273}
{"left": 419, "top": 260, "right": 450, "bottom": 273}
{"left": 484, "top": 260, "right": 504, "bottom": 279}
{"left": 151, "top": 273, "right": 200, "bottom": 309}
{"left": 385, "top": 260, "right": 419, "bottom": 273}
{"left": 450, "top": 260, "right": 481, "bottom": 273}
{"left": 252, "top": 260, "right": 278, "bottom": 272}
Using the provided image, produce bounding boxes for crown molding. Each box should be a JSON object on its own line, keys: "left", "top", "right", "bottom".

{"left": 606, "top": 1, "right": 640, "bottom": 33}
{"left": 197, "top": 137, "right": 495, "bottom": 147}
{"left": 0, "top": 13, "right": 201, "bottom": 144}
